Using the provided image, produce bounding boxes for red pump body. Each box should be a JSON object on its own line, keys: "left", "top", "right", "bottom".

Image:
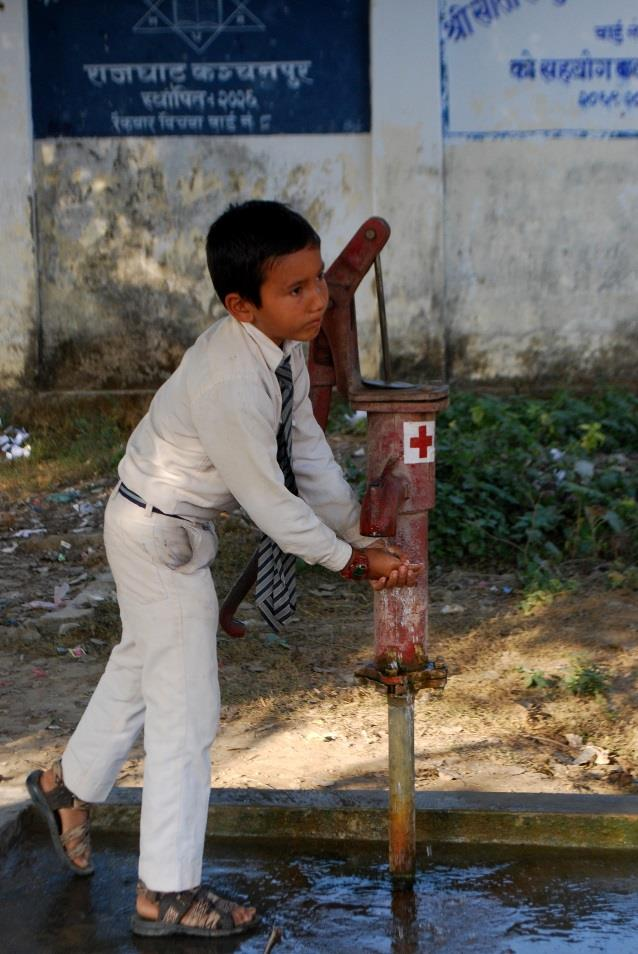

{"left": 308, "top": 218, "right": 447, "bottom": 682}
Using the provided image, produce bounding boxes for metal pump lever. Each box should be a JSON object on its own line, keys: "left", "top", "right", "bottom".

{"left": 374, "top": 253, "right": 391, "bottom": 384}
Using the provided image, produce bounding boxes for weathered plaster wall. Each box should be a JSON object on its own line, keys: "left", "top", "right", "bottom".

{"left": 0, "top": 2, "right": 37, "bottom": 389}
{"left": 371, "top": 0, "right": 445, "bottom": 382}
{"left": 34, "top": 135, "right": 372, "bottom": 389}
{"left": 3, "top": 0, "right": 637, "bottom": 393}
{"left": 443, "top": 139, "right": 638, "bottom": 387}
{"left": 7, "top": 0, "right": 442, "bottom": 393}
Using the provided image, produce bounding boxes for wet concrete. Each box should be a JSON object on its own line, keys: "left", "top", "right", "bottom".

{"left": 2, "top": 830, "right": 638, "bottom": 953}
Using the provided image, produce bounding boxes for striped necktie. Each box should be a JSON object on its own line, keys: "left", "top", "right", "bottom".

{"left": 255, "top": 354, "right": 298, "bottom": 631}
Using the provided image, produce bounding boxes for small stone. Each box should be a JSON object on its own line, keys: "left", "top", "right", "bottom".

{"left": 573, "top": 744, "right": 603, "bottom": 766}
{"left": 608, "top": 767, "right": 635, "bottom": 788}
{"left": 565, "top": 733, "right": 583, "bottom": 749}
{"left": 20, "top": 628, "right": 42, "bottom": 646}
{"left": 0, "top": 623, "right": 41, "bottom": 647}
{"left": 58, "top": 621, "right": 85, "bottom": 638}
{"left": 34, "top": 606, "right": 93, "bottom": 635}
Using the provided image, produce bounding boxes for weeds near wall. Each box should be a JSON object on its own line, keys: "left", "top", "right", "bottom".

{"left": 564, "top": 662, "right": 610, "bottom": 698}
{"left": 329, "top": 387, "right": 637, "bottom": 588}
{"left": 1, "top": 389, "right": 636, "bottom": 591}
{"left": 330, "top": 388, "right": 637, "bottom": 586}
{"left": 429, "top": 389, "right": 638, "bottom": 584}
{"left": 519, "top": 577, "right": 580, "bottom": 615}
{"left": 521, "top": 661, "right": 610, "bottom": 699}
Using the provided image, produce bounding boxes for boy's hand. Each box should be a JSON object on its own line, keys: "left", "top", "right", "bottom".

{"left": 366, "top": 545, "right": 422, "bottom": 590}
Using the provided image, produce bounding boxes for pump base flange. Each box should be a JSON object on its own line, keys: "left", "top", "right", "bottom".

{"left": 355, "top": 658, "right": 447, "bottom": 695}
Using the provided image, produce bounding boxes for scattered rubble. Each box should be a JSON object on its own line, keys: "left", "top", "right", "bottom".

{"left": 0, "top": 425, "right": 31, "bottom": 461}
{"left": 0, "top": 481, "right": 114, "bottom": 647}
{"left": 0, "top": 471, "right": 637, "bottom": 798}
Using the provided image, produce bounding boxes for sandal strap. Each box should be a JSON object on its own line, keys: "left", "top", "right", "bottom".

{"left": 162, "top": 891, "right": 202, "bottom": 926}
{"left": 187, "top": 887, "right": 235, "bottom": 931}
{"left": 44, "top": 760, "right": 90, "bottom": 812}
{"left": 199, "top": 889, "right": 238, "bottom": 916}
{"left": 136, "top": 882, "right": 237, "bottom": 931}
{"left": 137, "top": 882, "right": 198, "bottom": 925}
{"left": 60, "top": 820, "right": 91, "bottom": 861}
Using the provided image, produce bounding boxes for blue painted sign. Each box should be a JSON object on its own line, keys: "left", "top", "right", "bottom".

{"left": 28, "top": 0, "right": 370, "bottom": 138}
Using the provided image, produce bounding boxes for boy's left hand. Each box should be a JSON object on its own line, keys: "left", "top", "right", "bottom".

{"left": 366, "top": 541, "right": 423, "bottom": 591}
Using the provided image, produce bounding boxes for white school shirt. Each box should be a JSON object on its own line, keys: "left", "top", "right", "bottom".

{"left": 119, "top": 316, "right": 373, "bottom": 572}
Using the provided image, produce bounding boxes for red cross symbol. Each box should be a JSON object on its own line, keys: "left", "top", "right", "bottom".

{"left": 409, "top": 425, "right": 433, "bottom": 459}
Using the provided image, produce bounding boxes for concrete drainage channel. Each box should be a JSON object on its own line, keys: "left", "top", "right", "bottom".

{"left": 2, "top": 786, "right": 638, "bottom": 953}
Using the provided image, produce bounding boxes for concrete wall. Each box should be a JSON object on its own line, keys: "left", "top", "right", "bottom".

{"left": 444, "top": 139, "right": 638, "bottom": 387}
{"left": 0, "top": 2, "right": 37, "bottom": 390}
{"left": 440, "top": 0, "right": 638, "bottom": 388}
{"left": 370, "top": 0, "right": 445, "bottom": 382}
{"left": 1, "top": 0, "right": 637, "bottom": 393}
{"left": 34, "top": 135, "right": 372, "bottom": 389}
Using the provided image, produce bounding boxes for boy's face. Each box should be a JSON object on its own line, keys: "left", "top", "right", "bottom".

{"left": 225, "top": 245, "right": 329, "bottom": 345}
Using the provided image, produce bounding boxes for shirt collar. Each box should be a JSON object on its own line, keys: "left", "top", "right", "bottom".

{"left": 241, "top": 322, "right": 299, "bottom": 370}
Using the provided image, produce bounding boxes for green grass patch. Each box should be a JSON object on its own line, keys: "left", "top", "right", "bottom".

{"left": 0, "top": 395, "right": 149, "bottom": 499}
{"left": 519, "top": 576, "right": 579, "bottom": 616}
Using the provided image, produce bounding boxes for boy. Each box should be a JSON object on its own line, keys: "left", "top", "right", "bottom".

{"left": 27, "top": 200, "right": 420, "bottom": 939}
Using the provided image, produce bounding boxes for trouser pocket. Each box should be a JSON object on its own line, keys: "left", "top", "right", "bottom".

{"left": 152, "top": 517, "right": 218, "bottom": 574}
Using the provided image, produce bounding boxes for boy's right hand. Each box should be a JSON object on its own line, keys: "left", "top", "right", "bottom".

{"left": 366, "top": 546, "right": 422, "bottom": 591}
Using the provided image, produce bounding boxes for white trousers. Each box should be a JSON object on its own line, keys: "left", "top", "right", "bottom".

{"left": 62, "top": 488, "right": 220, "bottom": 892}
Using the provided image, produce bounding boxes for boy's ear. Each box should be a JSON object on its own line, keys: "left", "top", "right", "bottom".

{"left": 224, "top": 292, "right": 255, "bottom": 324}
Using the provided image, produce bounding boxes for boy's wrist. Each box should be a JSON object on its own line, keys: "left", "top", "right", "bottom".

{"left": 339, "top": 548, "right": 370, "bottom": 581}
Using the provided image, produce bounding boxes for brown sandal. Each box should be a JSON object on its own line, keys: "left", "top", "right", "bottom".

{"left": 131, "top": 880, "right": 260, "bottom": 938}
{"left": 26, "top": 760, "right": 94, "bottom": 877}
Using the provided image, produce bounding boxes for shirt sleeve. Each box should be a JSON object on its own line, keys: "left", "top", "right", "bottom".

{"left": 290, "top": 359, "right": 379, "bottom": 550}
{"left": 190, "top": 374, "right": 352, "bottom": 572}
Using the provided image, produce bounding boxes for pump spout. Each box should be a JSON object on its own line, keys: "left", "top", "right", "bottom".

{"left": 360, "top": 457, "right": 409, "bottom": 538}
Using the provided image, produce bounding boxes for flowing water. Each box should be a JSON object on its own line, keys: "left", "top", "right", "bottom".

{"left": 2, "top": 831, "right": 638, "bottom": 953}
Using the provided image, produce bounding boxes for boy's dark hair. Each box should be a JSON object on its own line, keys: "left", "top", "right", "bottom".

{"left": 206, "top": 200, "right": 320, "bottom": 307}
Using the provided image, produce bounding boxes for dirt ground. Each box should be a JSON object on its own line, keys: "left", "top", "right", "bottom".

{"left": 1, "top": 433, "right": 637, "bottom": 800}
